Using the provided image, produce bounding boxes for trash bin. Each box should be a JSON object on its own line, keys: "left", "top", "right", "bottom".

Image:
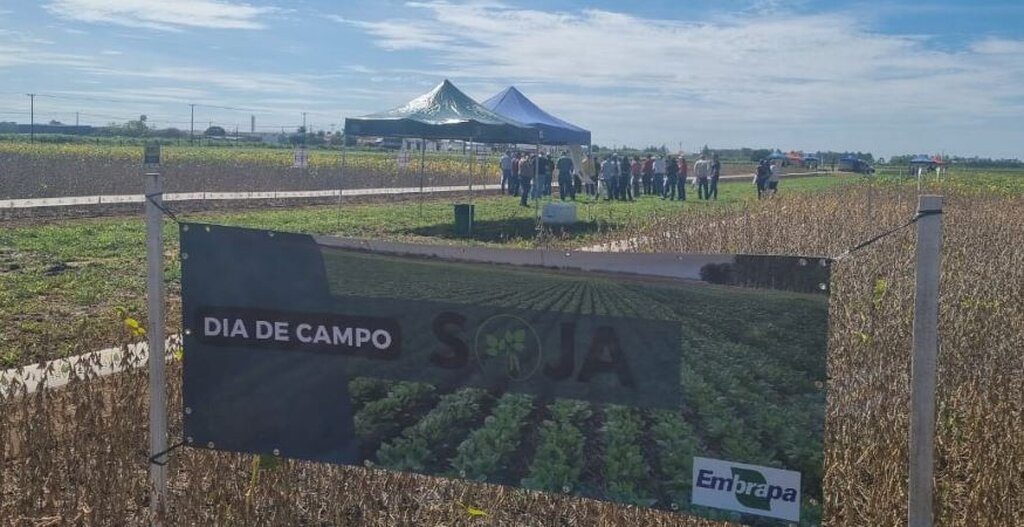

{"left": 454, "top": 203, "right": 474, "bottom": 236}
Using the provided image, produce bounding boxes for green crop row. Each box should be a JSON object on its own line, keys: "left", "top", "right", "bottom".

{"left": 449, "top": 393, "right": 534, "bottom": 482}
{"left": 376, "top": 388, "right": 489, "bottom": 472}
{"left": 602, "top": 405, "right": 656, "bottom": 506}
{"left": 353, "top": 381, "right": 436, "bottom": 439}
{"left": 521, "top": 399, "right": 592, "bottom": 493}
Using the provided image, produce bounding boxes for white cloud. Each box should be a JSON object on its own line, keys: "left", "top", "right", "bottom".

{"left": 44, "top": 0, "right": 279, "bottom": 31}
{"left": 0, "top": 44, "right": 95, "bottom": 68}
{"left": 341, "top": 1, "right": 1024, "bottom": 156}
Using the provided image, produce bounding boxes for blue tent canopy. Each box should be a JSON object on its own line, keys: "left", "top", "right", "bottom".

{"left": 481, "top": 86, "right": 591, "bottom": 145}
{"left": 910, "top": 154, "right": 934, "bottom": 164}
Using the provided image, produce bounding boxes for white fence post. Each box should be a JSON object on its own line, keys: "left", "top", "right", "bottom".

{"left": 909, "top": 194, "right": 943, "bottom": 527}
{"left": 144, "top": 170, "right": 168, "bottom": 526}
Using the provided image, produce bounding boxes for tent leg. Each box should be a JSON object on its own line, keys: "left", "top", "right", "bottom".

{"left": 419, "top": 138, "right": 426, "bottom": 217}
{"left": 339, "top": 140, "right": 347, "bottom": 205}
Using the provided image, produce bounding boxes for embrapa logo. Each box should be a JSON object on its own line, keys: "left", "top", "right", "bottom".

{"left": 691, "top": 456, "right": 801, "bottom": 522}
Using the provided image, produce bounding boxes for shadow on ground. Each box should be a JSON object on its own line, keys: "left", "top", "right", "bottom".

{"left": 403, "top": 217, "right": 611, "bottom": 244}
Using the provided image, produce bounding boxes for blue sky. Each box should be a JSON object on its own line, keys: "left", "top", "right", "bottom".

{"left": 1, "top": 0, "right": 1022, "bottom": 158}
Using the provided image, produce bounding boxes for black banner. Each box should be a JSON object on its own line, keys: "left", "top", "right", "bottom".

{"left": 180, "top": 223, "right": 830, "bottom": 525}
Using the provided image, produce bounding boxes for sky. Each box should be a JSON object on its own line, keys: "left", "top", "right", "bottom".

{"left": 1, "top": 0, "right": 1022, "bottom": 158}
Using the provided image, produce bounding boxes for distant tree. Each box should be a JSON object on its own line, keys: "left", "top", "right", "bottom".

{"left": 123, "top": 115, "right": 149, "bottom": 136}
{"left": 48, "top": 120, "right": 63, "bottom": 126}
{"left": 204, "top": 125, "right": 227, "bottom": 137}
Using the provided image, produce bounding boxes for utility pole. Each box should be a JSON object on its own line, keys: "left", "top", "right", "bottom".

{"left": 189, "top": 103, "right": 195, "bottom": 145}
{"left": 250, "top": 114, "right": 255, "bottom": 134}
{"left": 75, "top": 111, "right": 79, "bottom": 127}
{"left": 27, "top": 93, "right": 35, "bottom": 143}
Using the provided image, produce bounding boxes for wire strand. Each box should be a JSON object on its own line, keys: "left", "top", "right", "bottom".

{"left": 144, "top": 193, "right": 182, "bottom": 224}
{"left": 833, "top": 209, "right": 942, "bottom": 260}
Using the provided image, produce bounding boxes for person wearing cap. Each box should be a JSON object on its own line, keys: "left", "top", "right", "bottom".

{"left": 556, "top": 151, "right": 576, "bottom": 201}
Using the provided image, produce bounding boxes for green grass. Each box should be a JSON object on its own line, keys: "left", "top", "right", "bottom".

{"left": 0, "top": 171, "right": 987, "bottom": 368}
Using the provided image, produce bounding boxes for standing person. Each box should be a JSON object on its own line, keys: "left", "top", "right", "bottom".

{"left": 631, "top": 156, "right": 642, "bottom": 198}
{"left": 600, "top": 155, "right": 616, "bottom": 201}
{"left": 510, "top": 152, "right": 522, "bottom": 197}
{"left": 544, "top": 154, "right": 555, "bottom": 196}
{"left": 755, "top": 159, "right": 770, "bottom": 199}
{"left": 768, "top": 160, "right": 781, "bottom": 196}
{"left": 653, "top": 155, "right": 666, "bottom": 197}
{"left": 582, "top": 154, "right": 598, "bottom": 197}
{"left": 533, "top": 153, "right": 547, "bottom": 199}
{"left": 619, "top": 154, "right": 632, "bottom": 201}
{"left": 499, "top": 151, "right": 513, "bottom": 195}
{"left": 693, "top": 153, "right": 711, "bottom": 200}
{"left": 677, "top": 154, "right": 689, "bottom": 200}
{"left": 641, "top": 154, "right": 654, "bottom": 195}
{"left": 556, "top": 151, "right": 576, "bottom": 201}
{"left": 519, "top": 154, "right": 535, "bottom": 207}
{"left": 664, "top": 155, "right": 680, "bottom": 200}
{"left": 709, "top": 153, "right": 721, "bottom": 200}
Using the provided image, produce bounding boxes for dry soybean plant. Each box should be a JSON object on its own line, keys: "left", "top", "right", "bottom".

{"left": 2, "top": 181, "right": 1022, "bottom": 526}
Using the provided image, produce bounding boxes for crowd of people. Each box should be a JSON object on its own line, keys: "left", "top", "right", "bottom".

{"left": 499, "top": 151, "right": 783, "bottom": 206}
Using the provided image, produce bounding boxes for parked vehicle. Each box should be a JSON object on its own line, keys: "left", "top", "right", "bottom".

{"left": 837, "top": 157, "right": 874, "bottom": 174}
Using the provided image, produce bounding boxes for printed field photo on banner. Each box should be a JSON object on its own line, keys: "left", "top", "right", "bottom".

{"left": 180, "top": 223, "right": 830, "bottom": 525}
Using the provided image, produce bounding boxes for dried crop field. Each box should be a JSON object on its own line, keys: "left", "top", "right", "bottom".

{"left": 0, "top": 143, "right": 761, "bottom": 200}
{"left": 0, "top": 143, "right": 498, "bottom": 199}
{"left": 1, "top": 176, "right": 1022, "bottom": 525}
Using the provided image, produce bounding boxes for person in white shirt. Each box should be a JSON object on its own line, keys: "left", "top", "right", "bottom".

{"left": 693, "top": 154, "right": 712, "bottom": 199}
{"left": 768, "top": 161, "right": 782, "bottom": 196}
{"left": 499, "top": 152, "right": 513, "bottom": 195}
{"left": 652, "top": 156, "right": 667, "bottom": 196}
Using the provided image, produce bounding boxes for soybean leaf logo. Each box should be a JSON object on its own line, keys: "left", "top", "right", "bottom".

{"left": 731, "top": 467, "right": 770, "bottom": 511}
{"left": 484, "top": 329, "right": 527, "bottom": 377}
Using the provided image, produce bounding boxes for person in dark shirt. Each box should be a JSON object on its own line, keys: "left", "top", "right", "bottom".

{"left": 642, "top": 155, "right": 655, "bottom": 195}
{"left": 556, "top": 151, "right": 576, "bottom": 201}
{"left": 664, "top": 156, "right": 680, "bottom": 200}
{"left": 619, "top": 155, "right": 632, "bottom": 201}
{"left": 755, "top": 159, "right": 770, "bottom": 199}
{"left": 519, "top": 154, "right": 535, "bottom": 207}
{"left": 709, "top": 153, "right": 721, "bottom": 200}
{"left": 677, "top": 154, "right": 688, "bottom": 201}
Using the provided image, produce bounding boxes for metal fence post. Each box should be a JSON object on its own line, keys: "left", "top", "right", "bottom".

{"left": 144, "top": 170, "right": 168, "bottom": 525}
{"left": 909, "top": 194, "right": 943, "bottom": 527}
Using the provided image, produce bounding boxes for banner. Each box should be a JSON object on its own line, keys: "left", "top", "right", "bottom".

{"left": 180, "top": 223, "right": 830, "bottom": 525}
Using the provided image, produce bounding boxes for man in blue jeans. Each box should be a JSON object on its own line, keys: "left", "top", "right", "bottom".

{"left": 519, "top": 154, "right": 536, "bottom": 207}
{"left": 556, "top": 151, "right": 576, "bottom": 201}
{"left": 499, "top": 151, "right": 513, "bottom": 194}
